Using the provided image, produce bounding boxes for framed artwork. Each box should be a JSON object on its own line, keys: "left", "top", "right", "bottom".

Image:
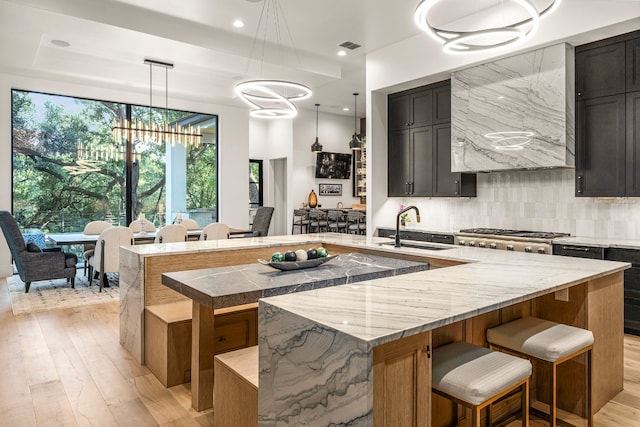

{"left": 319, "top": 183, "right": 342, "bottom": 196}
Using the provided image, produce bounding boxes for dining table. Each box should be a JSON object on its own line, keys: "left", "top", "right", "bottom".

{"left": 47, "top": 230, "right": 202, "bottom": 245}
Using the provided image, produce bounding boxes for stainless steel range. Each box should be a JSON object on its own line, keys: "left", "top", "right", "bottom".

{"left": 454, "top": 228, "right": 570, "bottom": 255}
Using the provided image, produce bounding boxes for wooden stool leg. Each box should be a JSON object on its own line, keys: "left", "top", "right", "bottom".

{"left": 523, "top": 379, "right": 530, "bottom": 427}
{"left": 587, "top": 350, "right": 593, "bottom": 427}
{"left": 550, "top": 362, "right": 557, "bottom": 427}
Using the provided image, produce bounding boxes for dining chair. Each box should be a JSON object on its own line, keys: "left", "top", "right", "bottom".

{"left": 200, "top": 223, "right": 230, "bottom": 240}
{"left": 291, "top": 209, "right": 310, "bottom": 234}
{"left": 347, "top": 211, "right": 366, "bottom": 235}
{"left": 327, "top": 210, "right": 348, "bottom": 233}
{"left": 155, "top": 224, "right": 188, "bottom": 243}
{"left": 246, "top": 206, "right": 274, "bottom": 237}
{"left": 179, "top": 218, "right": 200, "bottom": 230}
{"left": 308, "top": 209, "right": 328, "bottom": 233}
{"left": 129, "top": 219, "right": 157, "bottom": 233}
{"left": 82, "top": 220, "right": 113, "bottom": 278}
{"left": 88, "top": 226, "right": 133, "bottom": 292}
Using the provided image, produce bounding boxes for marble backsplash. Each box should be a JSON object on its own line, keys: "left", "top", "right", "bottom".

{"left": 383, "top": 168, "right": 640, "bottom": 240}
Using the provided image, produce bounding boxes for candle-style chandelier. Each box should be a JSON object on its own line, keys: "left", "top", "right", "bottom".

{"left": 112, "top": 59, "right": 203, "bottom": 146}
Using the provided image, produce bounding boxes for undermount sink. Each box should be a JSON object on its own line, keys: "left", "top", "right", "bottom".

{"left": 379, "top": 241, "right": 453, "bottom": 251}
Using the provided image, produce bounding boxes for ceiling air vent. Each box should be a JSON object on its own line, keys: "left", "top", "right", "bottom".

{"left": 338, "top": 41, "right": 361, "bottom": 50}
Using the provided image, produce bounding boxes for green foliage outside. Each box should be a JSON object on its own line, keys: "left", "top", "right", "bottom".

{"left": 11, "top": 90, "right": 218, "bottom": 233}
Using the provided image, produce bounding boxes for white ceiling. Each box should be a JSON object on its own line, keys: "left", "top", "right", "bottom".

{"left": 0, "top": 0, "right": 638, "bottom": 117}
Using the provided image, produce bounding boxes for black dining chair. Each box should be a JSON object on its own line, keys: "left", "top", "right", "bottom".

{"left": 308, "top": 209, "right": 329, "bottom": 233}
{"left": 291, "top": 209, "right": 310, "bottom": 234}
{"left": 245, "top": 206, "right": 274, "bottom": 237}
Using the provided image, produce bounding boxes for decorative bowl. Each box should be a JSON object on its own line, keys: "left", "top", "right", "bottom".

{"left": 258, "top": 255, "right": 337, "bottom": 271}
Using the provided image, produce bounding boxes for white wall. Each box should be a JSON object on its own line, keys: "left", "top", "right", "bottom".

{"left": 250, "top": 108, "right": 359, "bottom": 235}
{"left": 292, "top": 108, "right": 360, "bottom": 210}
{"left": 0, "top": 72, "right": 250, "bottom": 275}
{"left": 379, "top": 168, "right": 640, "bottom": 241}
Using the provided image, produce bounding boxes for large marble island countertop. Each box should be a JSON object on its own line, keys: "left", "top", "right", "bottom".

{"left": 259, "top": 236, "right": 630, "bottom": 348}
{"left": 161, "top": 252, "right": 430, "bottom": 310}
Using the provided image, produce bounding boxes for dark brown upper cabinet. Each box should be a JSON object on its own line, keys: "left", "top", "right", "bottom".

{"left": 575, "top": 30, "right": 640, "bottom": 197}
{"left": 387, "top": 80, "right": 476, "bottom": 198}
{"left": 627, "top": 38, "right": 640, "bottom": 93}
{"left": 626, "top": 91, "right": 640, "bottom": 196}
{"left": 388, "top": 88, "right": 433, "bottom": 132}
{"left": 576, "top": 42, "right": 625, "bottom": 100}
{"left": 575, "top": 95, "right": 626, "bottom": 197}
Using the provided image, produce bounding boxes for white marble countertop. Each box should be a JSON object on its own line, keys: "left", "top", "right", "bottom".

{"left": 257, "top": 233, "right": 629, "bottom": 349}
{"left": 121, "top": 232, "right": 629, "bottom": 348}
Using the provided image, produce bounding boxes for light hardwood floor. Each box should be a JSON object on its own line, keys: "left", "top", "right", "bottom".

{"left": 0, "top": 276, "right": 638, "bottom": 426}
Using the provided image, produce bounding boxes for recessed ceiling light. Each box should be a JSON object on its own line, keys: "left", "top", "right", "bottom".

{"left": 337, "top": 50, "right": 347, "bottom": 57}
{"left": 51, "top": 39, "right": 70, "bottom": 47}
{"left": 343, "top": 107, "right": 349, "bottom": 112}
{"left": 233, "top": 19, "right": 245, "bottom": 28}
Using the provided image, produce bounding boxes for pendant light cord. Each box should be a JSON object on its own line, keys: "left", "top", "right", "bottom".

{"left": 353, "top": 93, "right": 358, "bottom": 138}
{"left": 315, "top": 104, "right": 319, "bottom": 138}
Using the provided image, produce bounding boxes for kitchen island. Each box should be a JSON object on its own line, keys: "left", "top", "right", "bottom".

{"left": 118, "top": 233, "right": 628, "bottom": 425}
{"left": 256, "top": 235, "right": 629, "bottom": 426}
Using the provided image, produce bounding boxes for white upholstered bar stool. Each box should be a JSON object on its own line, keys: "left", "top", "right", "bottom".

{"left": 486, "top": 317, "right": 594, "bottom": 427}
{"left": 432, "top": 341, "right": 532, "bottom": 427}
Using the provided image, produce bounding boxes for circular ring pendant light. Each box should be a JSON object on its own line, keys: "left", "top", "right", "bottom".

{"left": 235, "top": 80, "right": 312, "bottom": 119}
{"left": 234, "top": 0, "right": 312, "bottom": 118}
{"left": 414, "top": 0, "right": 561, "bottom": 54}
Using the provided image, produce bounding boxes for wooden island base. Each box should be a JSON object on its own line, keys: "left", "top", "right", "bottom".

{"left": 371, "top": 271, "right": 623, "bottom": 427}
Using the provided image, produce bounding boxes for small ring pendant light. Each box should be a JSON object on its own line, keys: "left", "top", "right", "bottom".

{"left": 311, "top": 103, "right": 323, "bottom": 153}
{"left": 349, "top": 93, "right": 362, "bottom": 151}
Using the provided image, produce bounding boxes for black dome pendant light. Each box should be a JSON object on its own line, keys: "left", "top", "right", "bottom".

{"left": 349, "top": 93, "right": 362, "bottom": 151}
{"left": 311, "top": 103, "right": 323, "bottom": 153}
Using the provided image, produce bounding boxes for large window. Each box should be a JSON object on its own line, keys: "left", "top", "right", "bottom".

{"left": 11, "top": 89, "right": 218, "bottom": 235}
{"left": 249, "top": 159, "right": 263, "bottom": 225}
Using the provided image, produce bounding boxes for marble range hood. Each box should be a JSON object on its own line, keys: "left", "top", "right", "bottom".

{"left": 451, "top": 43, "right": 575, "bottom": 173}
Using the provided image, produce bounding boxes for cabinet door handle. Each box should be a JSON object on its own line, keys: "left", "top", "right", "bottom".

{"left": 562, "top": 246, "right": 590, "bottom": 252}
{"left": 577, "top": 175, "right": 583, "bottom": 194}
{"left": 455, "top": 180, "right": 460, "bottom": 195}
{"left": 405, "top": 182, "right": 409, "bottom": 194}
{"left": 410, "top": 182, "right": 414, "bottom": 194}
{"left": 577, "top": 92, "right": 582, "bottom": 97}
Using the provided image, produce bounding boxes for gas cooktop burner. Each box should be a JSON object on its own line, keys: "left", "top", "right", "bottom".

{"left": 458, "top": 228, "right": 570, "bottom": 239}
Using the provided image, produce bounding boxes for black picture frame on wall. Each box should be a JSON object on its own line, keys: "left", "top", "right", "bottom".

{"left": 315, "top": 152, "right": 352, "bottom": 179}
{"left": 319, "top": 183, "right": 342, "bottom": 196}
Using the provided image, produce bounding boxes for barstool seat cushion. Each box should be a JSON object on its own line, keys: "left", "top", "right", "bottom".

{"left": 486, "top": 317, "right": 594, "bottom": 363}
{"left": 433, "top": 341, "right": 532, "bottom": 406}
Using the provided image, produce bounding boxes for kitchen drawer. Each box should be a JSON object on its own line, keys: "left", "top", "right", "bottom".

{"left": 214, "top": 308, "right": 258, "bottom": 354}
{"left": 606, "top": 247, "right": 640, "bottom": 266}
{"left": 376, "top": 228, "right": 430, "bottom": 242}
{"left": 552, "top": 244, "right": 605, "bottom": 259}
{"left": 429, "top": 233, "right": 454, "bottom": 245}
